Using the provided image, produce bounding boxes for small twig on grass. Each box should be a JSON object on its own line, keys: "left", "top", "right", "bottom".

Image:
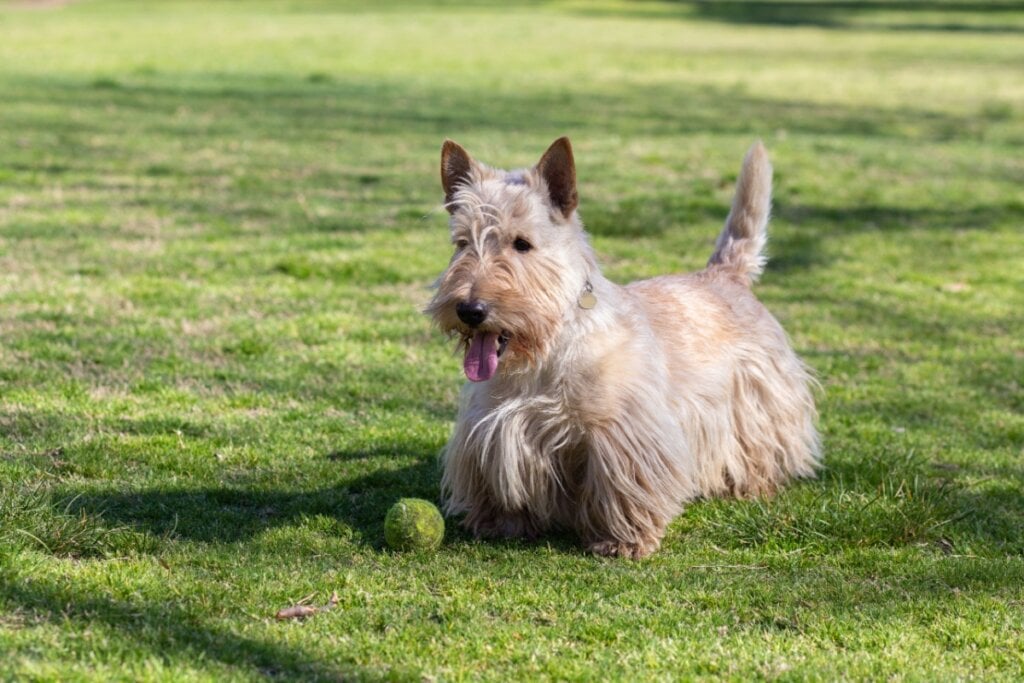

{"left": 295, "top": 193, "right": 316, "bottom": 222}
{"left": 274, "top": 591, "right": 340, "bottom": 621}
{"left": 687, "top": 564, "right": 766, "bottom": 571}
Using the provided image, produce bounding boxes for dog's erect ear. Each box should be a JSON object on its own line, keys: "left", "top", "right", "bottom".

{"left": 536, "top": 137, "right": 578, "bottom": 218}
{"left": 441, "top": 140, "right": 474, "bottom": 214}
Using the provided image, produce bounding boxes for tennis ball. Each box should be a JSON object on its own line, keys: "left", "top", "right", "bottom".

{"left": 384, "top": 498, "right": 444, "bottom": 551}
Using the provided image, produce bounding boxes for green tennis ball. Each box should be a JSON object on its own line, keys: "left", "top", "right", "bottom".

{"left": 384, "top": 498, "right": 444, "bottom": 551}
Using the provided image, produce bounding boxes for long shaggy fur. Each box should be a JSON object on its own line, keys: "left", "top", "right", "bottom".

{"left": 427, "top": 138, "right": 820, "bottom": 559}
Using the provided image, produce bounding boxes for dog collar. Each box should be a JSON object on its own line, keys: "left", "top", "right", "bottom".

{"left": 578, "top": 280, "right": 597, "bottom": 309}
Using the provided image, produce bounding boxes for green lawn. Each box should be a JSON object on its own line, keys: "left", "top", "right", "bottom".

{"left": 1, "top": 0, "right": 1023, "bottom": 680}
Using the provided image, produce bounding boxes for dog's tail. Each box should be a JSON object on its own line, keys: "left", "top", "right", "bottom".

{"left": 707, "top": 141, "right": 772, "bottom": 285}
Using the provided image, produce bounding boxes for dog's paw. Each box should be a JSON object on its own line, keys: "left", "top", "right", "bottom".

{"left": 466, "top": 511, "right": 541, "bottom": 540}
{"left": 588, "top": 538, "right": 660, "bottom": 560}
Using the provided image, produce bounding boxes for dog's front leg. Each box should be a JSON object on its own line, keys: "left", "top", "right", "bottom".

{"left": 440, "top": 399, "right": 547, "bottom": 541}
{"left": 577, "top": 421, "right": 694, "bottom": 559}
{"left": 463, "top": 502, "right": 542, "bottom": 540}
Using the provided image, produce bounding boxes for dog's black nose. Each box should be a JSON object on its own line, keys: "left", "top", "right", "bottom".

{"left": 456, "top": 300, "right": 489, "bottom": 327}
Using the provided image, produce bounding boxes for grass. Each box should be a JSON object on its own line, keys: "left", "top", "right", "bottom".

{"left": 1, "top": 0, "right": 1022, "bottom": 679}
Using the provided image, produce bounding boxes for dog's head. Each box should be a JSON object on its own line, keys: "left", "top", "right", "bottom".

{"left": 426, "top": 138, "right": 595, "bottom": 382}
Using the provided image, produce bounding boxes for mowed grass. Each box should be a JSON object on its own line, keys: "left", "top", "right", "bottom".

{"left": 1, "top": 0, "right": 1023, "bottom": 679}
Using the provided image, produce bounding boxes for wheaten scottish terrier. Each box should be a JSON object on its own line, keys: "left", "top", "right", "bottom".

{"left": 427, "top": 138, "right": 820, "bottom": 558}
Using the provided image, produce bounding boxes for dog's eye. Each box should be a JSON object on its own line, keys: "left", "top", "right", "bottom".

{"left": 454, "top": 239, "right": 469, "bottom": 251}
{"left": 513, "top": 237, "right": 533, "bottom": 253}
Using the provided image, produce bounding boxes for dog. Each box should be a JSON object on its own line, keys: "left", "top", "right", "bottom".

{"left": 426, "top": 137, "right": 820, "bottom": 558}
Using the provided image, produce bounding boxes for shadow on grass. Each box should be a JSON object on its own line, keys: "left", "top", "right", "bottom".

{"left": 52, "top": 455, "right": 585, "bottom": 559}
{"left": 33, "top": 434, "right": 1024, "bottom": 560}
{"left": 57, "top": 448, "right": 443, "bottom": 549}
{"left": 769, "top": 199, "right": 1024, "bottom": 271}
{"left": 3, "top": 73, "right": 1010, "bottom": 153}
{"left": 1, "top": 572, "right": 398, "bottom": 681}
{"left": 778, "top": 200, "right": 1024, "bottom": 233}
{"left": 950, "top": 480, "right": 1024, "bottom": 554}
{"left": 549, "top": 193, "right": 1021, "bottom": 262}
{"left": 653, "top": 1, "right": 1024, "bottom": 34}
{"left": 685, "top": 440, "right": 1024, "bottom": 557}
{"left": 825, "top": 453, "right": 1024, "bottom": 555}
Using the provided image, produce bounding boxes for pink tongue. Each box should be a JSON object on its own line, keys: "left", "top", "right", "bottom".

{"left": 464, "top": 331, "right": 499, "bottom": 382}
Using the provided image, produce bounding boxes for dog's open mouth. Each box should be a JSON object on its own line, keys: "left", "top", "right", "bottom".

{"left": 464, "top": 330, "right": 510, "bottom": 382}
